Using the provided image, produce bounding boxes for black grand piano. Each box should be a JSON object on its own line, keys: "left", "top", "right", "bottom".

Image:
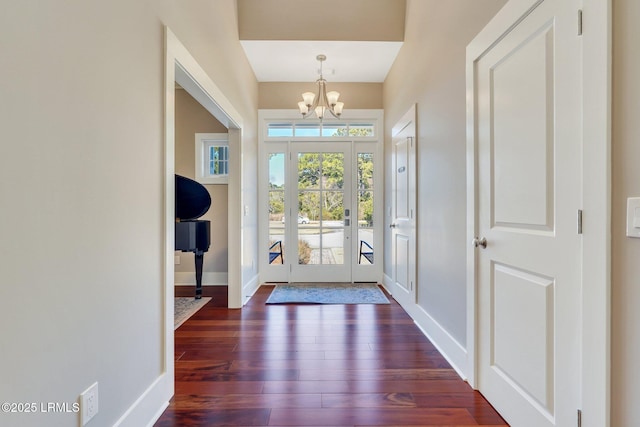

{"left": 175, "top": 174, "right": 211, "bottom": 299}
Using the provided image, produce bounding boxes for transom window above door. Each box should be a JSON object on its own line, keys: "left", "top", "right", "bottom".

{"left": 266, "top": 121, "right": 376, "bottom": 139}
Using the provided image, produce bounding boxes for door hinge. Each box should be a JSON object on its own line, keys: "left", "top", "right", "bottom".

{"left": 577, "top": 409, "right": 582, "bottom": 427}
{"left": 578, "top": 9, "right": 583, "bottom": 36}
{"left": 577, "top": 209, "right": 583, "bottom": 234}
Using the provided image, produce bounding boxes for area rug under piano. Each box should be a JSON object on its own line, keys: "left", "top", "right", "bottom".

{"left": 174, "top": 297, "right": 211, "bottom": 329}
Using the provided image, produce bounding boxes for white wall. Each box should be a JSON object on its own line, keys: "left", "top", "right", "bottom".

{"left": 383, "top": 0, "right": 506, "bottom": 350}
{"left": 0, "top": 1, "right": 257, "bottom": 426}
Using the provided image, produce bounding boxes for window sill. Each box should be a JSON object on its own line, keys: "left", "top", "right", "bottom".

{"left": 196, "top": 175, "right": 228, "bottom": 185}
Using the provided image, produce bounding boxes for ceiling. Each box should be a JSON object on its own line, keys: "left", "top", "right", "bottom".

{"left": 240, "top": 40, "right": 403, "bottom": 83}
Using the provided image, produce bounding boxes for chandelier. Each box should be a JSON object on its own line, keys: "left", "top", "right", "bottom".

{"left": 297, "top": 54, "right": 344, "bottom": 120}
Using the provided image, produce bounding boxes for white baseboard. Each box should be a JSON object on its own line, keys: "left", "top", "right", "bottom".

{"left": 174, "top": 272, "right": 228, "bottom": 286}
{"left": 383, "top": 272, "right": 467, "bottom": 381}
{"left": 113, "top": 373, "right": 171, "bottom": 427}
{"left": 382, "top": 273, "right": 394, "bottom": 295}
{"left": 243, "top": 273, "right": 260, "bottom": 304}
{"left": 410, "top": 304, "right": 468, "bottom": 380}
{"left": 145, "top": 401, "right": 169, "bottom": 427}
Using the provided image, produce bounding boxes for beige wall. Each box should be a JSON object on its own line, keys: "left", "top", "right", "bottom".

{"left": 0, "top": 1, "right": 258, "bottom": 426}
{"left": 259, "top": 82, "right": 383, "bottom": 109}
{"left": 612, "top": 0, "right": 640, "bottom": 424}
{"left": 175, "top": 89, "right": 229, "bottom": 276}
{"left": 383, "top": 0, "right": 507, "bottom": 346}
{"left": 238, "top": 0, "right": 405, "bottom": 41}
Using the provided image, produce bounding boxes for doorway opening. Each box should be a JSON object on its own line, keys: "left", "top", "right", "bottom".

{"left": 163, "top": 27, "right": 245, "bottom": 401}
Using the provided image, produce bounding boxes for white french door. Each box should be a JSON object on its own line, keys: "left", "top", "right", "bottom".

{"left": 262, "top": 138, "right": 381, "bottom": 284}
{"left": 289, "top": 143, "right": 351, "bottom": 282}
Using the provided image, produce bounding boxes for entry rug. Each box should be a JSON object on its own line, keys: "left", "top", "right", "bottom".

{"left": 174, "top": 297, "right": 211, "bottom": 329}
{"left": 266, "top": 283, "right": 389, "bottom": 305}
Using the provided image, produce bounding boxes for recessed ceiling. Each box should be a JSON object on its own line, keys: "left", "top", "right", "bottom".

{"left": 240, "top": 40, "right": 403, "bottom": 83}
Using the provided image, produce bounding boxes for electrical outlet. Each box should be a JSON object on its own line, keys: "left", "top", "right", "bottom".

{"left": 174, "top": 255, "right": 181, "bottom": 265}
{"left": 80, "top": 382, "right": 98, "bottom": 425}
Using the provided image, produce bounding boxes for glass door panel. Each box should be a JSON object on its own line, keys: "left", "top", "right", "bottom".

{"left": 357, "top": 190, "right": 374, "bottom": 264}
{"left": 357, "top": 152, "right": 375, "bottom": 265}
{"left": 297, "top": 191, "right": 320, "bottom": 265}
{"left": 352, "top": 145, "right": 380, "bottom": 283}
{"left": 268, "top": 152, "right": 286, "bottom": 265}
{"left": 291, "top": 144, "right": 351, "bottom": 282}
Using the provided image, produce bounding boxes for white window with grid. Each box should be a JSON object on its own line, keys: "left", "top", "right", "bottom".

{"left": 195, "top": 133, "right": 229, "bottom": 184}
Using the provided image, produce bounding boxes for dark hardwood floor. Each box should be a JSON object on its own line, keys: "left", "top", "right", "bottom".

{"left": 157, "top": 285, "right": 508, "bottom": 426}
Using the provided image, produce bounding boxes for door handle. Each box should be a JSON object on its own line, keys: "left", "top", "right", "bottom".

{"left": 473, "top": 237, "right": 487, "bottom": 249}
{"left": 389, "top": 223, "right": 397, "bottom": 229}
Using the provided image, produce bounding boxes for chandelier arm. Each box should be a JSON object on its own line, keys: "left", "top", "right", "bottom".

{"left": 319, "top": 80, "right": 341, "bottom": 119}
{"left": 298, "top": 54, "right": 343, "bottom": 120}
{"left": 326, "top": 108, "right": 341, "bottom": 119}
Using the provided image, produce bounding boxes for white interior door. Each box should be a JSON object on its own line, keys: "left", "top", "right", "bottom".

{"left": 290, "top": 143, "right": 352, "bottom": 282}
{"left": 391, "top": 106, "right": 416, "bottom": 307}
{"left": 473, "top": 1, "right": 582, "bottom": 426}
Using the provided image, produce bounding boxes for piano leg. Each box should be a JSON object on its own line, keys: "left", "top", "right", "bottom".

{"left": 194, "top": 251, "right": 204, "bottom": 299}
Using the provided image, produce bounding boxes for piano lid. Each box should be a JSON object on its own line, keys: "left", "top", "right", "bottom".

{"left": 175, "top": 174, "right": 212, "bottom": 221}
